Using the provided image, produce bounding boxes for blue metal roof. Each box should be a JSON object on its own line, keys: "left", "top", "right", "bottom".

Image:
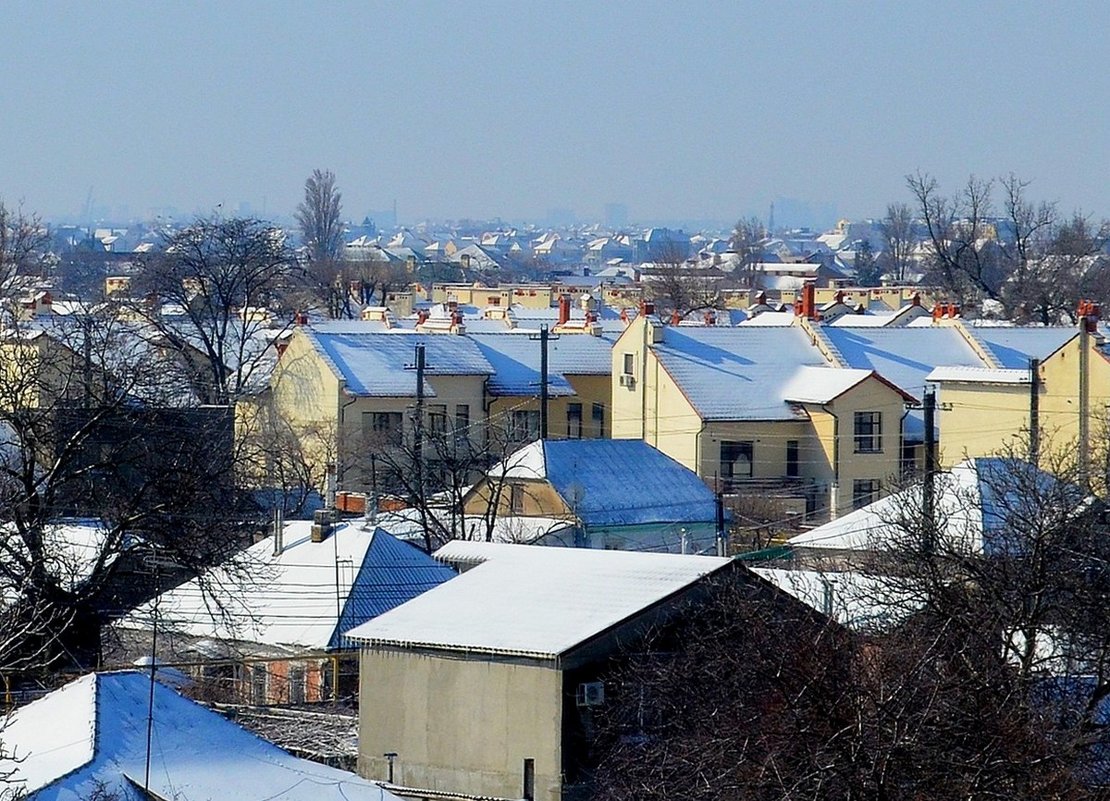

{"left": 332, "top": 527, "right": 457, "bottom": 649}
{"left": 469, "top": 333, "right": 612, "bottom": 397}
{"left": 541, "top": 439, "right": 718, "bottom": 528}
{"left": 970, "top": 326, "right": 1078, "bottom": 368}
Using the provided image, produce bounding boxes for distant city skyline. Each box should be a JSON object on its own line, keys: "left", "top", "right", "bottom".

{"left": 2, "top": 2, "right": 1106, "bottom": 228}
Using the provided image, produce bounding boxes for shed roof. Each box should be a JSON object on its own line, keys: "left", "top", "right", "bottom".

{"left": 346, "top": 543, "right": 731, "bottom": 659}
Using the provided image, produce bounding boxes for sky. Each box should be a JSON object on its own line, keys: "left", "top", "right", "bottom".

{"left": 0, "top": 1, "right": 1106, "bottom": 228}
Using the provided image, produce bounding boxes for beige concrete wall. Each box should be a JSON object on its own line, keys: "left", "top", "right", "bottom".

{"left": 936, "top": 382, "right": 1029, "bottom": 467}
{"left": 698, "top": 420, "right": 813, "bottom": 481}
{"left": 359, "top": 649, "right": 564, "bottom": 801}
{"left": 610, "top": 317, "right": 650, "bottom": 441}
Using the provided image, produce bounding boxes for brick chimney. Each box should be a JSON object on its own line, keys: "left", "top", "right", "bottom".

{"left": 670, "top": 309, "right": 682, "bottom": 325}
{"left": 416, "top": 309, "right": 430, "bottom": 326}
{"left": 1078, "top": 299, "right": 1101, "bottom": 333}
{"left": 704, "top": 311, "right": 717, "bottom": 326}
{"left": 755, "top": 290, "right": 767, "bottom": 307}
{"left": 911, "top": 292, "right": 921, "bottom": 307}
{"left": 294, "top": 311, "right": 309, "bottom": 325}
{"left": 557, "top": 294, "right": 571, "bottom": 326}
{"left": 794, "top": 283, "right": 817, "bottom": 319}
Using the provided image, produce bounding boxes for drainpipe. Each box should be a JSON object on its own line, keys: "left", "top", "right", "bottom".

{"left": 821, "top": 403, "right": 840, "bottom": 520}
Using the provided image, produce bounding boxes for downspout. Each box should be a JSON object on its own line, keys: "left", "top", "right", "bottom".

{"left": 338, "top": 385, "right": 358, "bottom": 491}
{"left": 821, "top": 403, "right": 840, "bottom": 519}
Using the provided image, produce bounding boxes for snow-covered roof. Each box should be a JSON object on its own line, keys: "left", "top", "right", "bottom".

{"left": 346, "top": 543, "right": 731, "bottom": 660}
{"left": 737, "top": 310, "right": 796, "bottom": 326}
{"left": 971, "top": 326, "right": 1078, "bottom": 367}
{"left": 305, "top": 330, "right": 494, "bottom": 397}
{"left": 752, "top": 568, "right": 919, "bottom": 631}
{"left": 821, "top": 326, "right": 986, "bottom": 399}
{"left": 652, "top": 327, "right": 829, "bottom": 421}
{"left": 0, "top": 671, "right": 403, "bottom": 801}
{"left": 468, "top": 332, "right": 612, "bottom": 397}
{"left": 122, "top": 523, "right": 455, "bottom": 652}
{"left": 789, "top": 458, "right": 1082, "bottom": 555}
{"left": 490, "top": 439, "right": 719, "bottom": 527}
{"left": 779, "top": 365, "right": 883, "bottom": 404}
{"left": 927, "top": 366, "right": 1032, "bottom": 384}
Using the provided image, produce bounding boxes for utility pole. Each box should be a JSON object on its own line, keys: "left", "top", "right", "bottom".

{"left": 715, "top": 491, "right": 727, "bottom": 557}
{"left": 529, "top": 325, "right": 558, "bottom": 440}
{"left": 923, "top": 386, "right": 937, "bottom": 553}
{"left": 539, "top": 325, "right": 549, "bottom": 439}
{"left": 1079, "top": 309, "right": 1092, "bottom": 491}
{"left": 1029, "top": 357, "right": 1040, "bottom": 466}
{"left": 413, "top": 344, "right": 426, "bottom": 493}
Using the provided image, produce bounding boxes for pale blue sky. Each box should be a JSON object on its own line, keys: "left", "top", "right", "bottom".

{"left": 0, "top": 1, "right": 1106, "bottom": 226}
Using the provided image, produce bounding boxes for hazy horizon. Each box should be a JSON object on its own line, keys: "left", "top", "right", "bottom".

{"left": 2, "top": 1, "right": 1106, "bottom": 229}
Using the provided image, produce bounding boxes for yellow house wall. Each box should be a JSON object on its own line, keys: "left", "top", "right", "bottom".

{"left": 936, "top": 383, "right": 1029, "bottom": 467}
{"left": 359, "top": 649, "right": 564, "bottom": 801}
{"left": 698, "top": 420, "right": 812, "bottom": 481}
{"left": 462, "top": 477, "right": 571, "bottom": 519}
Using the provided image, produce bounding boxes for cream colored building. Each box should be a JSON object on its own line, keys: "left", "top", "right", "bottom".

{"left": 348, "top": 542, "right": 741, "bottom": 801}
{"left": 611, "top": 312, "right": 917, "bottom": 518}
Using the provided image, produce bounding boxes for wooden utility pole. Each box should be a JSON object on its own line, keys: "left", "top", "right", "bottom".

{"left": 1029, "top": 357, "right": 1040, "bottom": 466}
{"left": 539, "top": 325, "right": 549, "bottom": 440}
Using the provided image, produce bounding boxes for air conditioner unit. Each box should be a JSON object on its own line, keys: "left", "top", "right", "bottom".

{"left": 576, "top": 681, "right": 605, "bottom": 707}
{"left": 618, "top": 374, "right": 636, "bottom": 388}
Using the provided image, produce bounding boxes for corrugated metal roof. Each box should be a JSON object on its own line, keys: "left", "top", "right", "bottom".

{"left": 541, "top": 439, "right": 718, "bottom": 527}
{"left": 332, "top": 529, "right": 457, "bottom": 649}
{"left": 346, "top": 543, "right": 731, "bottom": 658}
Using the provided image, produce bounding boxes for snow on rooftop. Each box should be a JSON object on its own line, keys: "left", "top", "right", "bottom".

{"left": 779, "top": 365, "right": 877, "bottom": 404}
{"left": 121, "top": 523, "right": 454, "bottom": 652}
{"left": 653, "top": 327, "right": 829, "bottom": 421}
{"left": 347, "top": 543, "right": 731, "bottom": 659}
{"left": 752, "top": 568, "right": 919, "bottom": 631}
{"left": 486, "top": 439, "right": 719, "bottom": 527}
{"left": 306, "top": 330, "right": 493, "bottom": 397}
{"left": 927, "top": 366, "right": 1032, "bottom": 384}
{"left": 0, "top": 671, "right": 403, "bottom": 801}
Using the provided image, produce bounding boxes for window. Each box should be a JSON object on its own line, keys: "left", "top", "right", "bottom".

{"left": 429, "top": 404, "right": 448, "bottom": 436}
{"left": 455, "top": 404, "right": 470, "bottom": 445}
{"left": 786, "top": 440, "right": 799, "bottom": 478}
{"left": 852, "top": 478, "right": 881, "bottom": 509}
{"left": 288, "top": 664, "right": 306, "bottom": 705}
{"left": 510, "top": 483, "right": 525, "bottom": 514}
{"left": 592, "top": 403, "right": 606, "bottom": 438}
{"left": 854, "top": 411, "right": 882, "bottom": 453}
{"left": 567, "top": 403, "right": 583, "bottom": 439}
{"left": 250, "top": 664, "right": 268, "bottom": 705}
{"left": 365, "top": 411, "right": 403, "bottom": 445}
{"left": 509, "top": 410, "right": 540, "bottom": 442}
{"left": 720, "top": 441, "right": 754, "bottom": 482}
{"left": 622, "top": 353, "right": 634, "bottom": 376}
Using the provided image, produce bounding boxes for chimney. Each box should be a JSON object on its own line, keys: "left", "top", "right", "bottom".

{"left": 755, "top": 290, "right": 767, "bottom": 306}
{"left": 311, "top": 508, "right": 333, "bottom": 543}
{"left": 947, "top": 304, "right": 960, "bottom": 319}
{"left": 557, "top": 294, "right": 571, "bottom": 326}
{"left": 704, "top": 311, "right": 717, "bottom": 326}
{"left": 643, "top": 301, "right": 655, "bottom": 316}
{"left": 272, "top": 508, "right": 284, "bottom": 556}
{"left": 670, "top": 309, "right": 682, "bottom": 325}
{"left": 834, "top": 290, "right": 845, "bottom": 304}
{"left": 911, "top": 292, "right": 921, "bottom": 307}
{"left": 803, "top": 282, "right": 816, "bottom": 320}
{"left": 932, "top": 304, "right": 945, "bottom": 320}
{"left": 275, "top": 340, "right": 289, "bottom": 359}
{"left": 1079, "top": 299, "right": 1101, "bottom": 333}
{"left": 416, "top": 309, "right": 430, "bottom": 326}
{"left": 619, "top": 308, "right": 629, "bottom": 324}
{"left": 294, "top": 311, "right": 309, "bottom": 325}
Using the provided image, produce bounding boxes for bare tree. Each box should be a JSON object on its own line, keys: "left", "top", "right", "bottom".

{"left": 296, "top": 169, "right": 344, "bottom": 264}
{"left": 878, "top": 201, "right": 916, "bottom": 283}
{"left": 907, "top": 171, "right": 1007, "bottom": 306}
{"left": 0, "top": 201, "right": 49, "bottom": 290}
{"left": 728, "top": 216, "right": 767, "bottom": 287}
{"left": 132, "top": 217, "right": 298, "bottom": 404}
{"left": 645, "top": 245, "right": 721, "bottom": 320}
